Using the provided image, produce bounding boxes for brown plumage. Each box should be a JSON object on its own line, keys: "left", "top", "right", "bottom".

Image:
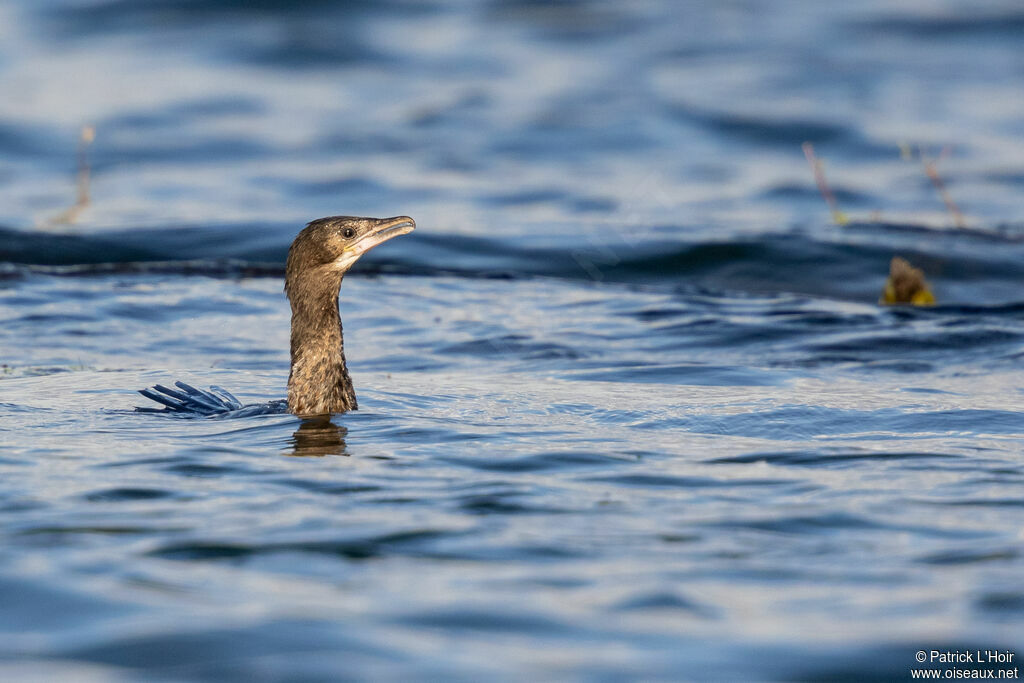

{"left": 285, "top": 215, "right": 415, "bottom": 416}
{"left": 136, "top": 215, "right": 413, "bottom": 418}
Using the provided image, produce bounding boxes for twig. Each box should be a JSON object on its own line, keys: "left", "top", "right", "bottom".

{"left": 43, "top": 125, "right": 95, "bottom": 227}
{"left": 802, "top": 142, "right": 848, "bottom": 225}
{"left": 76, "top": 125, "right": 94, "bottom": 207}
{"left": 920, "top": 145, "right": 964, "bottom": 228}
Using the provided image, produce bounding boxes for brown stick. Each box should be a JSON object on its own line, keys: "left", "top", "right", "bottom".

{"left": 920, "top": 146, "right": 965, "bottom": 228}
{"left": 802, "top": 142, "right": 847, "bottom": 225}
{"left": 44, "top": 125, "right": 94, "bottom": 227}
{"left": 76, "top": 125, "right": 94, "bottom": 207}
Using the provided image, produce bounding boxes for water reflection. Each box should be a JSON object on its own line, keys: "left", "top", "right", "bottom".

{"left": 288, "top": 418, "right": 348, "bottom": 457}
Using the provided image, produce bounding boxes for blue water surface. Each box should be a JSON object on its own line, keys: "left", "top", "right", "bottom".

{"left": 1, "top": 1, "right": 1023, "bottom": 680}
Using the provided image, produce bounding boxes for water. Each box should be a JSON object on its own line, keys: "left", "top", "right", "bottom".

{"left": 2, "top": 1, "right": 1023, "bottom": 680}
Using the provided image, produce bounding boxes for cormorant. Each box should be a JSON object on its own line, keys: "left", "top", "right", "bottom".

{"left": 137, "top": 215, "right": 415, "bottom": 417}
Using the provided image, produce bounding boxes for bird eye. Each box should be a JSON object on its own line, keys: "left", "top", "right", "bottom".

{"left": 342, "top": 227, "right": 355, "bottom": 239}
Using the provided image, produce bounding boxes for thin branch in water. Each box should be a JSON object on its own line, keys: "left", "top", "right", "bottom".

{"left": 43, "top": 125, "right": 95, "bottom": 227}
{"left": 919, "top": 145, "right": 965, "bottom": 229}
{"left": 802, "top": 141, "right": 848, "bottom": 225}
{"left": 76, "top": 125, "right": 94, "bottom": 207}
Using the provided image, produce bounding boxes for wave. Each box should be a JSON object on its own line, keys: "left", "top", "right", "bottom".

{"left": 3, "top": 221, "right": 1024, "bottom": 305}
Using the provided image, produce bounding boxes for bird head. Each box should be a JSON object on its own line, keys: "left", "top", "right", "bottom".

{"left": 286, "top": 215, "right": 415, "bottom": 287}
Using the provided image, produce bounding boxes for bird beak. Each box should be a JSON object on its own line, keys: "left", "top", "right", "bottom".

{"left": 349, "top": 216, "right": 416, "bottom": 257}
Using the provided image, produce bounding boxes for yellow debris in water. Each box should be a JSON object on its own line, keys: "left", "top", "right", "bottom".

{"left": 880, "top": 257, "right": 935, "bottom": 306}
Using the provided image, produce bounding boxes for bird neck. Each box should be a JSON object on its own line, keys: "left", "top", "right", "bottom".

{"left": 286, "top": 274, "right": 357, "bottom": 416}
